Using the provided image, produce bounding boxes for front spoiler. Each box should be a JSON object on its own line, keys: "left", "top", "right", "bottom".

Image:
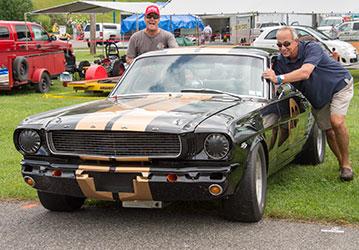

{"left": 21, "top": 159, "right": 242, "bottom": 202}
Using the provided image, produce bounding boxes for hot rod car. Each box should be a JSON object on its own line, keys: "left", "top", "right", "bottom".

{"left": 13, "top": 47, "right": 326, "bottom": 222}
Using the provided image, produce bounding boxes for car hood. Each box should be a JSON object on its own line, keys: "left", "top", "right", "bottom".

{"left": 324, "top": 40, "right": 356, "bottom": 52}
{"left": 20, "top": 94, "right": 261, "bottom": 134}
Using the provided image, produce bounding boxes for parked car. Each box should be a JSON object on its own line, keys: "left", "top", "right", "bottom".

{"left": 252, "top": 25, "right": 359, "bottom": 66}
{"left": 84, "top": 22, "right": 121, "bottom": 46}
{"left": 0, "top": 21, "right": 76, "bottom": 92}
{"left": 14, "top": 47, "right": 326, "bottom": 222}
{"left": 337, "top": 21, "right": 359, "bottom": 41}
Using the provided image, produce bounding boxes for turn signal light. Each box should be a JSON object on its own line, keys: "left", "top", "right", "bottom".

{"left": 209, "top": 184, "right": 223, "bottom": 196}
{"left": 167, "top": 173, "right": 178, "bottom": 182}
{"left": 24, "top": 176, "right": 36, "bottom": 187}
{"left": 52, "top": 170, "right": 63, "bottom": 177}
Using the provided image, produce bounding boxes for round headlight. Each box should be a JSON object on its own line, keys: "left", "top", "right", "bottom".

{"left": 204, "top": 133, "right": 230, "bottom": 159}
{"left": 18, "top": 129, "right": 41, "bottom": 154}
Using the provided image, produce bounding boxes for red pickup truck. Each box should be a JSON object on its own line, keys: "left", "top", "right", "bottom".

{"left": 0, "top": 21, "right": 76, "bottom": 92}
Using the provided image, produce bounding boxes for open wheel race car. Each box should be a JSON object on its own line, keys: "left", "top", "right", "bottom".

{"left": 14, "top": 46, "right": 326, "bottom": 222}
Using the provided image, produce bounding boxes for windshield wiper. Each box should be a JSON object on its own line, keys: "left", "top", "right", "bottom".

{"left": 181, "top": 88, "right": 242, "bottom": 100}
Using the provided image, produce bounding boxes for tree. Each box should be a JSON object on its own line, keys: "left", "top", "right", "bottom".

{"left": 0, "top": 0, "right": 34, "bottom": 21}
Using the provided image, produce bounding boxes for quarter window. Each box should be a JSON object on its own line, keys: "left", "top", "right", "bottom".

{"left": 0, "top": 26, "right": 10, "bottom": 39}
{"left": 264, "top": 29, "right": 278, "bottom": 40}
{"left": 353, "top": 22, "right": 359, "bottom": 31}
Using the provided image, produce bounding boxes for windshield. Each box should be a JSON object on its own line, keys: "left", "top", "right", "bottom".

{"left": 112, "top": 55, "right": 265, "bottom": 98}
{"left": 319, "top": 19, "right": 342, "bottom": 27}
{"left": 304, "top": 27, "right": 332, "bottom": 41}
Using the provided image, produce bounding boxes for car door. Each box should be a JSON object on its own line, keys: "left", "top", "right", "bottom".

{"left": 13, "top": 24, "right": 37, "bottom": 52}
{"left": 338, "top": 22, "right": 352, "bottom": 41}
{"left": 351, "top": 22, "right": 359, "bottom": 41}
{"left": 30, "top": 24, "right": 53, "bottom": 52}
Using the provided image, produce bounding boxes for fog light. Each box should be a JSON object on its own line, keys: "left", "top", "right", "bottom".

{"left": 209, "top": 184, "right": 223, "bottom": 196}
{"left": 167, "top": 173, "right": 178, "bottom": 182}
{"left": 24, "top": 176, "right": 35, "bottom": 187}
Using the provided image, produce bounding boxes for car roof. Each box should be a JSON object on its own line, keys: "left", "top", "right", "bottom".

{"left": 137, "top": 46, "right": 279, "bottom": 59}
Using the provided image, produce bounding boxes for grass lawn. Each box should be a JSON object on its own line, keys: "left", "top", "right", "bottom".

{"left": 1, "top": 69, "right": 359, "bottom": 225}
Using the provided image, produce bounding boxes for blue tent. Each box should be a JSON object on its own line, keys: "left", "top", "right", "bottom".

{"left": 121, "top": 14, "right": 204, "bottom": 34}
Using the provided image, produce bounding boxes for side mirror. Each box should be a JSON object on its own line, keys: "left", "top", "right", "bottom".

{"left": 50, "top": 35, "right": 57, "bottom": 41}
{"left": 277, "top": 83, "right": 294, "bottom": 99}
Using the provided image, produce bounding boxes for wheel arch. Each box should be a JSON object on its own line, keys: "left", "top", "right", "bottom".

{"left": 31, "top": 68, "right": 50, "bottom": 83}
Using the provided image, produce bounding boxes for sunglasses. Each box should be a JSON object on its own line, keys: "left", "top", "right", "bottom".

{"left": 146, "top": 14, "right": 160, "bottom": 19}
{"left": 277, "top": 41, "right": 292, "bottom": 48}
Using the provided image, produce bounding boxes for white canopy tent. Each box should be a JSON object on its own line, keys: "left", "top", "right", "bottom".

{"left": 160, "top": 0, "right": 359, "bottom": 15}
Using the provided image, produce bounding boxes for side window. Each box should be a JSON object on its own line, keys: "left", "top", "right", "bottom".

{"left": 295, "top": 29, "right": 311, "bottom": 38}
{"left": 15, "top": 25, "right": 32, "bottom": 41}
{"left": 338, "top": 23, "right": 351, "bottom": 32}
{"left": 96, "top": 24, "right": 100, "bottom": 31}
{"left": 0, "top": 26, "right": 10, "bottom": 39}
{"left": 353, "top": 22, "right": 359, "bottom": 31}
{"left": 31, "top": 25, "right": 49, "bottom": 41}
{"left": 264, "top": 29, "right": 278, "bottom": 40}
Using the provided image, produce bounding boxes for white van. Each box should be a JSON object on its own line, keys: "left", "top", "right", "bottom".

{"left": 317, "top": 17, "right": 344, "bottom": 33}
{"left": 337, "top": 21, "right": 359, "bottom": 41}
{"left": 84, "top": 23, "right": 121, "bottom": 45}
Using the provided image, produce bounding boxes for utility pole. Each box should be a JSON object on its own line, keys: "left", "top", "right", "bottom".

{"left": 90, "top": 0, "right": 96, "bottom": 54}
{"left": 90, "top": 14, "right": 96, "bottom": 54}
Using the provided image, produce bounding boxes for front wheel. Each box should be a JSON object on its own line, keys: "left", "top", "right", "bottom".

{"left": 111, "top": 60, "right": 125, "bottom": 77}
{"left": 34, "top": 72, "right": 50, "bottom": 93}
{"left": 222, "top": 143, "right": 267, "bottom": 222}
{"left": 37, "top": 191, "right": 85, "bottom": 212}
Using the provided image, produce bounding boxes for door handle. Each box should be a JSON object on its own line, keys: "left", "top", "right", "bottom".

{"left": 37, "top": 44, "right": 41, "bottom": 48}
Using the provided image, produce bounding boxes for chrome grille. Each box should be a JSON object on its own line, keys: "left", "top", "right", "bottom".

{"left": 48, "top": 131, "right": 181, "bottom": 157}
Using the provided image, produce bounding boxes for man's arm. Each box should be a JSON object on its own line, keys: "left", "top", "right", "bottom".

{"left": 263, "top": 63, "right": 315, "bottom": 84}
{"left": 126, "top": 56, "right": 134, "bottom": 65}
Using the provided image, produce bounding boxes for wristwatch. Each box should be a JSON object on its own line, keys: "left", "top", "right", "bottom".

{"left": 279, "top": 74, "right": 285, "bottom": 83}
{"left": 276, "top": 74, "right": 285, "bottom": 84}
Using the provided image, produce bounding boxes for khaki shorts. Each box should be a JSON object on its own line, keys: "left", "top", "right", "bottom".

{"left": 311, "top": 78, "right": 354, "bottom": 130}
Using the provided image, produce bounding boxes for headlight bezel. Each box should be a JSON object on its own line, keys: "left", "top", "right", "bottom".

{"left": 17, "top": 129, "right": 42, "bottom": 154}
{"left": 203, "top": 133, "right": 231, "bottom": 160}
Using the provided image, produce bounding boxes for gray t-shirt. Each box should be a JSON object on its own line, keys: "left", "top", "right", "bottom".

{"left": 126, "top": 29, "right": 178, "bottom": 59}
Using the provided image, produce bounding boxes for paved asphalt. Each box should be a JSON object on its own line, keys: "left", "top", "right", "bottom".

{"left": 1, "top": 200, "right": 358, "bottom": 250}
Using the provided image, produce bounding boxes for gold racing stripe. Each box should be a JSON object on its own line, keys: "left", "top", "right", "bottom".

{"left": 76, "top": 165, "right": 152, "bottom": 201}
{"left": 75, "top": 95, "right": 167, "bottom": 130}
{"left": 111, "top": 94, "right": 213, "bottom": 131}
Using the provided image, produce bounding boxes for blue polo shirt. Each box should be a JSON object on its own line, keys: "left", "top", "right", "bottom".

{"left": 273, "top": 40, "right": 352, "bottom": 109}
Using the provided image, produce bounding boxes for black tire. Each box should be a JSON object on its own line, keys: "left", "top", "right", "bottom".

{"left": 296, "top": 122, "right": 326, "bottom": 165}
{"left": 34, "top": 72, "right": 50, "bottom": 93}
{"left": 12, "top": 56, "right": 29, "bottom": 82}
{"left": 223, "top": 143, "right": 267, "bottom": 222}
{"left": 78, "top": 60, "right": 91, "bottom": 78}
{"left": 111, "top": 60, "right": 125, "bottom": 77}
{"left": 37, "top": 191, "right": 85, "bottom": 212}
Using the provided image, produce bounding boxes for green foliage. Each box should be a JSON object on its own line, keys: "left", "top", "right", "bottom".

{"left": 35, "top": 15, "right": 52, "bottom": 31}
{"left": 0, "top": 0, "right": 34, "bottom": 21}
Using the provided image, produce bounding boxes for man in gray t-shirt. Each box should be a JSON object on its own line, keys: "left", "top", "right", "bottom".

{"left": 126, "top": 5, "right": 178, "bottom": 64}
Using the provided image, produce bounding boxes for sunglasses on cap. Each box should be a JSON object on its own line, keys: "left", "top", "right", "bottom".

{"left": 146, "top": 14, "right": 160, "bottom": 19}
{"left": 276, "top": 41, "right": 292, "bottom": 48}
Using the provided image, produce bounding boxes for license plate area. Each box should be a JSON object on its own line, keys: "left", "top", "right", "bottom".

{"left": 90, "top": 172, "right": 138, "bottom": 193}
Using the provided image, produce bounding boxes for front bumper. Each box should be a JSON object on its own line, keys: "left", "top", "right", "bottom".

{"left": 21, "top": 159, "right": 242, "bottom": 202}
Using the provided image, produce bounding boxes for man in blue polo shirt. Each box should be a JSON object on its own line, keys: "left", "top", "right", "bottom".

{"left": 263, "top": 26, "right": 354, "bottom": 181}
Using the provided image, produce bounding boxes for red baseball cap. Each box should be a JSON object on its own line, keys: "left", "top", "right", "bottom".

{"left": 145, "top": 5, "right": 160, "bottom": 16}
